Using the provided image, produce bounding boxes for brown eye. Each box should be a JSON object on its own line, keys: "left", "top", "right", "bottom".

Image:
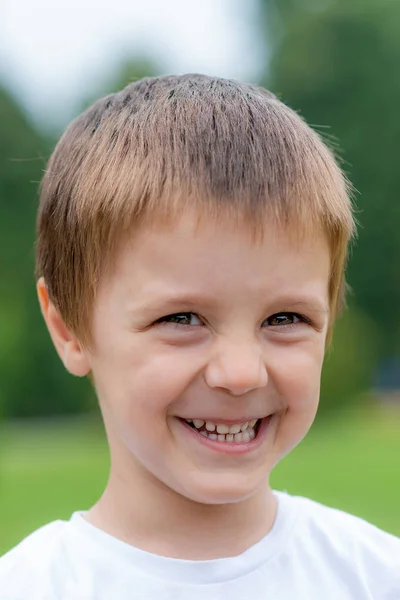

{"left": 266, "top": 313, "right": 302, "bottom": 327}
{"left": 158, "top": 313, "right": 202, "bottom": 326}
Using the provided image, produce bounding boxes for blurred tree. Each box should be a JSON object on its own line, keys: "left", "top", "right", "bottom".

{"left": 0, "top": 56, "right": 160, "bottom": 418}
{"left": 260, "top": 0, "right": 400, "bottom": 362}
{"left": 0, "top": 85, "right": 95, "bottom": 418}
{"left": 320, "top": 309, "right": 378, "bottom": 416}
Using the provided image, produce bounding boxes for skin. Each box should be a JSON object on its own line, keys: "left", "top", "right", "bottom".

{"left": 38, "top": 212, "right": 331, "bottom": 560}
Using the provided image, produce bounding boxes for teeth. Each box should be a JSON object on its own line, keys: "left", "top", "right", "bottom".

{"left": 202, "top": 421, "right": 253, "bottom": 434}
{"left": 196, "top": 426, "right": 257, "bottom": 443}
{"left": 216, "top": 424, "right": 229, "bottom": 434}
{"left": 228, "top": 424, "right": 241, "bottom": 434}
{"left": 186, "top": 418, "right": 260, "bottom": 442}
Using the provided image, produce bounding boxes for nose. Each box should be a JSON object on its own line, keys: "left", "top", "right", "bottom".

{"left": 204, "top": 338, "right": 268, "bottom": 396}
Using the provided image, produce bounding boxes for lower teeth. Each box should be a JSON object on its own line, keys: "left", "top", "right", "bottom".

{"left": 198, "top": 427, "right": 256, "bottom": 443}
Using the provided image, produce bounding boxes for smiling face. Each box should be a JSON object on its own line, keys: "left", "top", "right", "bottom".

{"left": 84, "top": 213, "right": 331, "bottom": 504}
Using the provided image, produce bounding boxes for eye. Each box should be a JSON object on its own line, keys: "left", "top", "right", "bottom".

{"left": 264, "top": 312, "right": 305, "bottom": 327}
{"left": 156, "top": 312, "right": 203, "bottom": 326}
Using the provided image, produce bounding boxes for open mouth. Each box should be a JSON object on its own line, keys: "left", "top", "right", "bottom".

{"left": 182, "top": 418, "right": 263, "bottom": 443}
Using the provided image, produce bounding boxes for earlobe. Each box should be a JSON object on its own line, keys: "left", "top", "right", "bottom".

{"left": 37, "top": 277, "right": 91, "bottom": 377}
{"left": 62, "top": 339, "right": 91, "bottom": 377}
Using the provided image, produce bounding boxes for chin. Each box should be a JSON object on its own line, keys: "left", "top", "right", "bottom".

{"left": 179, "top": 472, "right": 267, "bottom": 505}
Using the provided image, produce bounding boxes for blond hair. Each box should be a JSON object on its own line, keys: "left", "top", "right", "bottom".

{"left": 36, "top": 74, "right": 355, "bottom": 346}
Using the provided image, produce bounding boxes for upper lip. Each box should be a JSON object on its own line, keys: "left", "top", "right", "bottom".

{"left": 180, "top": 415, "right": 272, "bottom": 424}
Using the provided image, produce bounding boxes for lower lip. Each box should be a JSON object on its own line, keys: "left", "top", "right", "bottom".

{"left": 178, "top": 416, "right": 272, "bottom": 455}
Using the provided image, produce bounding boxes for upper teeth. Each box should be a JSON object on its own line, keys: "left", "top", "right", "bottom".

{"left": 186, "top": 419, "right": 258, "bottom": 434}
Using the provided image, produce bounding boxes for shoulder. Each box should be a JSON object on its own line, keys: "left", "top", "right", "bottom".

{"left": 0, "top": 520, "right": 70, "bottom": 599}
{"left": 278, "top": 491, "right": 400, "bottom": 598}
{"left": 292, "top": 492, "right": 400, "bottom": 553}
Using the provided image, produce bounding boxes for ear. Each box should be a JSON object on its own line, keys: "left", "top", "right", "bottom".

{"left": 37, "top": 277, "right": 91, "bottom": 377}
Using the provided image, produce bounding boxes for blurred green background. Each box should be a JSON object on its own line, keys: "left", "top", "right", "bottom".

{"left": 1, "top": 0, "right": 400, "bottom": 554}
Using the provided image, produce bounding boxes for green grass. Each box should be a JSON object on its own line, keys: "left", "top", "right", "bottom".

{"left": 1, "top": 406, "right": 399, "bottom": 555}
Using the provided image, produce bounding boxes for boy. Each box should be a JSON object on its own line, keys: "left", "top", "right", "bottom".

{"left": 1, "top": 74, "right": 399, "bottom": 599}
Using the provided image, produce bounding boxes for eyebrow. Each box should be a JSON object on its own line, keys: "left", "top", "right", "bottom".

{"left": 130, "top": 293, "right": 329, "bottom": 317}
{"left": 274, "top": 297, "right": 329, "bottom": 313}
{"left": 130, "top": 293, "right": 217, "bottom": 315}
{"left": 270, "top": 297, "right": 329, "bottom": 316}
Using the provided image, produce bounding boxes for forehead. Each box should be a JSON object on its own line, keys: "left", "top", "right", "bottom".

{"left": 107, "top": 211, "right": 331, "bottom": 300}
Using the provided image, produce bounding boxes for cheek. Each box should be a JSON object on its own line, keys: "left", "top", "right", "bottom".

{"left": 267, "top": 342, "right": 325, "bottom": 461}
{"left": 268, "top": 341, "right": 325, "bottom": 411}
{"left": 91, "top": 335, "right": 204, "bottom": 425}
{"left": 91, "top": 339, "right": 208, "bottom": 480}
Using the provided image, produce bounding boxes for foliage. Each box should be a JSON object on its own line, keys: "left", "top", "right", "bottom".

{"left": 320, "top": 308, "right": 378, "bottom": 414}
{"left": 260, "top": 0, "right": 400, "bottom": 361}
{"left": 0, "top": 87, "right": 88, "bottom": 419}
{"left": 0, "top": 59, "right": 159, "bottom": 418}
{"left": 0, "top": 90, "right": 95, "bottom": 418}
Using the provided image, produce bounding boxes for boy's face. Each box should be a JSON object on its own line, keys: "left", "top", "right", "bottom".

{"left": 69, "top": 212, "right": 330, "bottom": 504}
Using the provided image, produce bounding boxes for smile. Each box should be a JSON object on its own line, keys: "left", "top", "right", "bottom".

{"left": 183, "top": 418, "right": 263, "bottom": 443}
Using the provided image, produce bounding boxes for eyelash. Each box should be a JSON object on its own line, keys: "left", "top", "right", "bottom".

{"left": 155, "top": 312, "right": 311, "bottom": 330}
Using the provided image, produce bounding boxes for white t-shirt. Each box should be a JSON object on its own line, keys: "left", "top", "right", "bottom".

{"left": 0, "top": 491, "right": 399, "bottom": 599}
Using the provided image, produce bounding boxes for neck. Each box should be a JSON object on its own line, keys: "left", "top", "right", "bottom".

{"left": 87, "top": 454, "right": 277, "bottom": 560}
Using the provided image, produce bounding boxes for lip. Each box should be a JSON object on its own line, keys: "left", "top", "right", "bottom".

{"left": 177, "top": 415, "right": 272, "bottom": 455}
{"left": 180, "top": 416, "right": 271, "bottom": 425}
